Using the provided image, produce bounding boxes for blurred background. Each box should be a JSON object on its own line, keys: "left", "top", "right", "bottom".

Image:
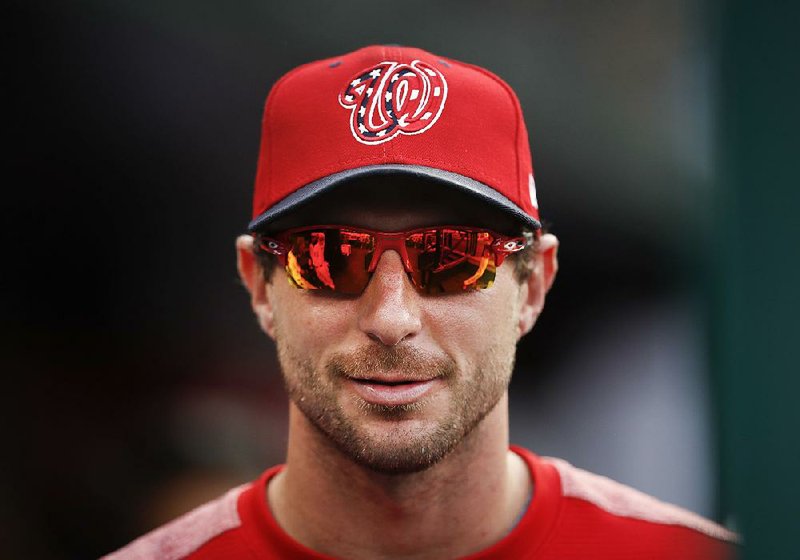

{"left": 4, "top": 1, "right": 798, "bottom": 558}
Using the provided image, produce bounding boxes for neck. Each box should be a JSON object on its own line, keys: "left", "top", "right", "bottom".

{"left": 267, "top": 394, "right": 531, "bottom": 560}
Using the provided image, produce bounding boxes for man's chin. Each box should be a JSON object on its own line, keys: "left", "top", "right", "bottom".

{"left": 329, "top": 416, "right": 464, "bottom": 475}
{"left": 343, "top": 440, "right": 457, "bottom": 475}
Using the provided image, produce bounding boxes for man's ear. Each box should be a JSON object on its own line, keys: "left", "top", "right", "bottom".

{"left": 517, "top": 233, "right": 559, "bottom": 338}
{"left": 236, "top": 234, "right": 276, "bottom": 339}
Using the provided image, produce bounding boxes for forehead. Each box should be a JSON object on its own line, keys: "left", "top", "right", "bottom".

{"left": 266, "top": 175, "right": 523, "bottom": 234}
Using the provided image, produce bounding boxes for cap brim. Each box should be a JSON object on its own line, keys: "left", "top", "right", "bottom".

{"left": 247, "top": 164, "right": 541, "bottom": 233}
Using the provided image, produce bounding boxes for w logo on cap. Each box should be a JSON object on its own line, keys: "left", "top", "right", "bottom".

{"left": 339, "top": 60, "right": 448, "bottom": 145}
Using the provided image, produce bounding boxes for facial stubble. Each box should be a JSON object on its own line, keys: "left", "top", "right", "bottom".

{"left": 275, "top": 329, "right": 517, "bottom": 475}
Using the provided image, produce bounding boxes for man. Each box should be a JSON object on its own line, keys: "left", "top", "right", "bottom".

{"left": 106, "top": 45, "right": 737, "bottom": 559}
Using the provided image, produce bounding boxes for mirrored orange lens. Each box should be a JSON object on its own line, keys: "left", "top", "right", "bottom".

{"left": 285, "top": 229, "right": 374, "bottom": 294}
{"left": 283, "top": 227, "right": 499, "bottom": 295}
{"left": 405, "top": 229, "right": 497, "bottom": 294}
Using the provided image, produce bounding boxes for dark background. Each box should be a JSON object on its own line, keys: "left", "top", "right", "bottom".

{"left": 4, "top": 1, "right": 798, "bottom": 559}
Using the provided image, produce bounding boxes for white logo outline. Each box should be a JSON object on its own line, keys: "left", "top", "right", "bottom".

{"left": 339, "top": 60, "right": 448, "bottom": 145}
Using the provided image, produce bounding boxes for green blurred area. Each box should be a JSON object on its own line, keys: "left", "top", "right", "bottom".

{"left": 715, "top": 2, "right": 800, "bottom": 558}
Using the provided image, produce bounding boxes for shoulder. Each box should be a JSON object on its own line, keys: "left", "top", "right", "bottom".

{"left": 542, "top": 456, "right": 737, "bottom": 541}
{"left": 540, "top": 455, "right": 739, "bottom": 558}
{"left": 490, "top": 448, "right": 739, "bottom": 559}
{"left": 101, "top": 483, "right": 251, "bottom": 560}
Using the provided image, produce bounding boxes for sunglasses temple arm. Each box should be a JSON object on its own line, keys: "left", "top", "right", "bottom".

{"left": 493, "top": 236, "right": 529, "bottom": 266}
{"left": 256, "top": 236, "right": 289, "bottom": 265}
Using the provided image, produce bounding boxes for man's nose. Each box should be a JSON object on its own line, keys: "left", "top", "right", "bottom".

{"left": 357, "top": 250, "right": 422, "bottom": 346}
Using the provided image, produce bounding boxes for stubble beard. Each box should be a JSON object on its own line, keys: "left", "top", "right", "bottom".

{"left": 276, "top": 334, "right": 517, "bottom": 475}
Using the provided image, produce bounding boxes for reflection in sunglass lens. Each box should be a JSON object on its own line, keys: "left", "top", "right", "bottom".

{"left": 286, "top": 229, "right": 375, "bottom": 294}
{"left": 405, "top": 229, "right": 497, "bottom": 294}
{"left": 280, "top": 227, "right": 501, "bottom": 295}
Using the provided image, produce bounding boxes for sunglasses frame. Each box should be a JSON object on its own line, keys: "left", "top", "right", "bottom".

{"left": 255, "top": 225, "right": 531, "bottom": 294}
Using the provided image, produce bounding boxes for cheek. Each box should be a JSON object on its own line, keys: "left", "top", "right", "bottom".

{"left": 423, "top": 276, "right": 520, "bottom": 366}
{"left": 272, "top": 286, "right": 355, "bottom": 358}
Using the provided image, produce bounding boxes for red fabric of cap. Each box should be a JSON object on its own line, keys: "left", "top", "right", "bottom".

{"left": 249, "top": 45, "right": 540, "bottom": 231}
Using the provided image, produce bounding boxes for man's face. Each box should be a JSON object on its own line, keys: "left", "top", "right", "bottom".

{"left": 245, "top": 180, "right": 552, "bottom": 474}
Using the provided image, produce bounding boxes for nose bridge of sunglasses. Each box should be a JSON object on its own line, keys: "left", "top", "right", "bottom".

{"left": 366, "top": 232, "right": 412, "bottom": 273}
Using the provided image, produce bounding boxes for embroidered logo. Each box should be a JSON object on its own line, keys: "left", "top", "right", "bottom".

{"left": 339, "top": 60, "right": 448, "bottom": 145}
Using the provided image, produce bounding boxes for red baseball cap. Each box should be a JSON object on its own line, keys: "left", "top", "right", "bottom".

{"left": 248, "top": 45, "right": 541, "bottom": 232}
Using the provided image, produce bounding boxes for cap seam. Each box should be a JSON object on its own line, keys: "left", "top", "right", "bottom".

{"left": 457, "top": 62, "right": 525, "bottom": 209}
{"left": 262, "top": 55, "right": 347, "bottom": 195}
{"left": 381, "top": 45, "right": 390, "bottom": 162}
{"left": 263, "top": 63, "right": 318, "bottom": 197}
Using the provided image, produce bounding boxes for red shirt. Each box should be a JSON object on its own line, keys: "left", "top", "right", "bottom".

{"left": 104, "top": 447, "right": 738, "bottom": 559}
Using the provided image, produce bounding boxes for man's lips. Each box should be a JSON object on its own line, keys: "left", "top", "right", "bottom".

{"left": 346, "top": 376, "right": 441, "bottom": 406}
{"left": 347, "top": 374, "right": 436, "bottom": 384}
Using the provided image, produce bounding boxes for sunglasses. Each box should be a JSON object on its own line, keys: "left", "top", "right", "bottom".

{"left": 255, "top": 225, "right": 530, "bottom": 295}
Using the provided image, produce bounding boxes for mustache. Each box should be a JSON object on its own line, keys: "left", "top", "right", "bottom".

{"left": 327, "top": 345, "right": 456, "bottom": 381}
